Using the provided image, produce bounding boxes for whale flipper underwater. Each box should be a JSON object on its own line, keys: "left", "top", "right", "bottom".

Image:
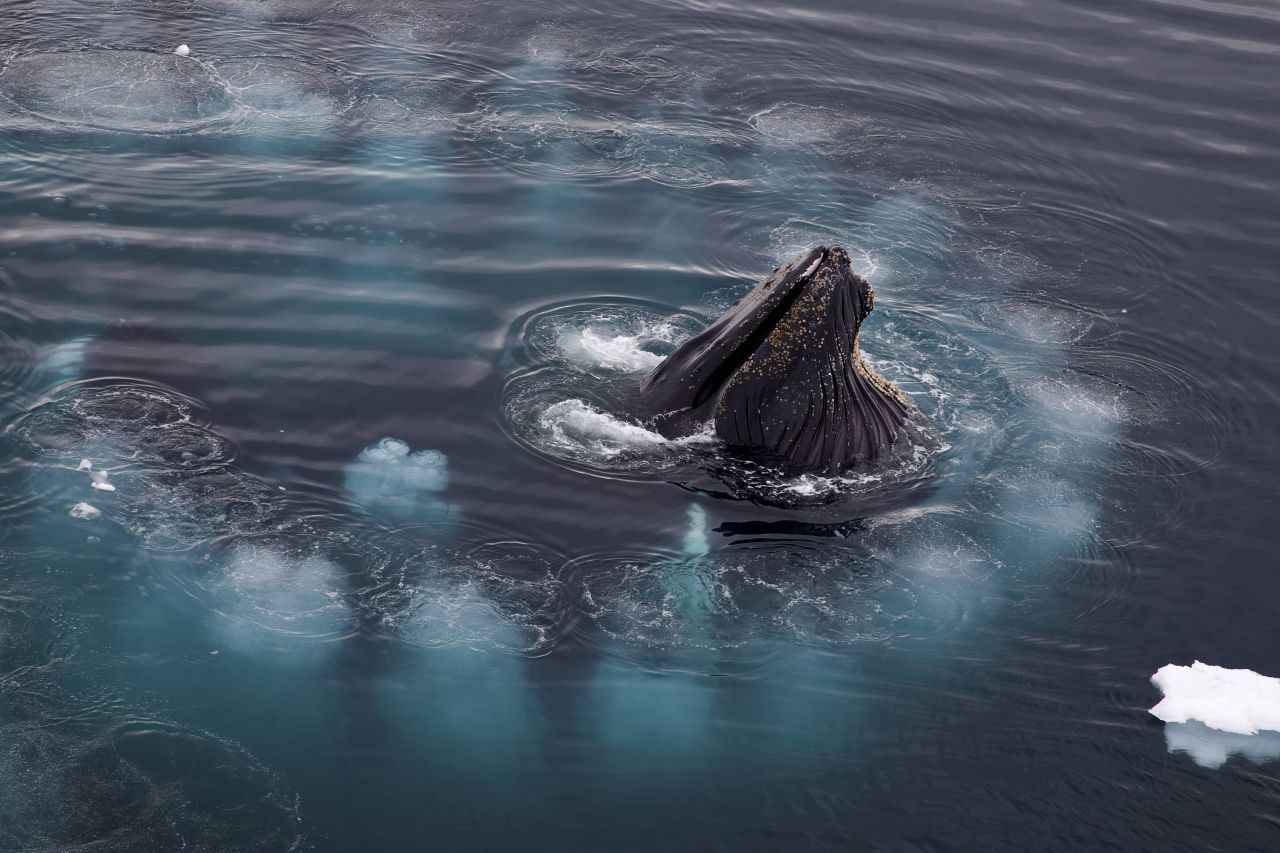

{"left": 636, "top": 246, "right": 913, "bottom": 472}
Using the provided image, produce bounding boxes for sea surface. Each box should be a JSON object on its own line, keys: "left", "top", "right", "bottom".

{"left": 1, "top": 0, "right": 1278, "bottom": 849}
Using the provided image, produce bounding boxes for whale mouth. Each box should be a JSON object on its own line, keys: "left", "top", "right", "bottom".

{"left": 636, "top": 244, "right": 906, "bottom": 471}
{"left": 637, "top": 245, "right": 863, "bottom": 428}
{"left": 688, "top": 246, "right": 831, "bottom": 409}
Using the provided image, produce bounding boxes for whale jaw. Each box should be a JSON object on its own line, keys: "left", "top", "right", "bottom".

{"left": 637, "top": 246, "right": 911, "bottom": 472}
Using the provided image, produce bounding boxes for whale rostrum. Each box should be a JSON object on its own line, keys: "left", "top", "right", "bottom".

{"left": 636, "top": 246, "right": 912, "bottom": 472}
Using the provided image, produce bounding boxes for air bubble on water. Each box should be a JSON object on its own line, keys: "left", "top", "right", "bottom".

{"left": 12, "top": 383, "right": 276, "bottom": 547}
{"left": 204, "top": 541, "right": 354, "bottom": 664}
{"left": 541, "top": 399, "right": 667, "bottom": 455}
{"left": 344, "top": 437, "right": 454, "bottom": 521}
{"left": 0, "top": 50, "right": 235, "bottom": 133}
{"left": 556, "top": 326, "right": 668, "bottom": 373}
{"left": 682, "top": 505, "right": 709, "bottom": 558}
{"left": 0, "top": 719, "right": 304, "bottom": 849}
{"left": 1024, "top": 374, "right": 1126, "bottom": 432}
{"left": 69, "top": 502, "right": 101, "bottom": 521}
{"left": 525, "top": 304, "right": 702, "bottom": 378}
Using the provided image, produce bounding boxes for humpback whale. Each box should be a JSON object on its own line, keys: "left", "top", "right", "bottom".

{"left": 635, "top": 246, "right": 912, "bottom": 472}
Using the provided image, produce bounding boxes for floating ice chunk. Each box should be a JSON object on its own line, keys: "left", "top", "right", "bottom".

{"left": 1163, "top": 720, "right": 1280, "bottom": 769}
{"left": 174, "top": 44, "right": 191, "bottom": 57}
{"left": 69, "top": 502, "right": 101, "bottom": 521}
{"left": 344, "top": 437, "right": 452, "bottom": 520}
{"left": 77, "top": 458, "right": 92, "bottom": 471}
{"left": 1150, "top": 662, "right": 1280, "bottom": 735}
{"left": 89, "top": 470, "right": 116, "bottom": 492}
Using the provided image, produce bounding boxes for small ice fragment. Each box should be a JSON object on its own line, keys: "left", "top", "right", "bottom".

{"left": 174, "top": 44, "right": 191, "bottom": 57}
{"left": 90, "top": 470, "right": 116, "bottom": 492}
{"left": 69, "top": 502, "right": 101, "bottom": 521}
{"left": 77, "top": 458, "right": 92, "bottom": 471}
{"left": 1150, "top": 661, "right": 1280, "bottom": 735}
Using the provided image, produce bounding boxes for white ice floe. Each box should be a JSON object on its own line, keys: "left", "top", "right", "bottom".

{"left": 174, "top": 44, "right": 191, "bottom": 57}
{"left": 1150, "top": 661, "right": 1280, "bottom": 736}
{"left": 89, "top": 470, "right": 116, "bottom": 492}
{"left": 69, "top": 502, "right": 101, "bottom": 521}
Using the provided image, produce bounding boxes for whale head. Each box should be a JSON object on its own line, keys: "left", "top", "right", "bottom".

{"left": 636, "top": 246, "right": 911, "bottom": 471}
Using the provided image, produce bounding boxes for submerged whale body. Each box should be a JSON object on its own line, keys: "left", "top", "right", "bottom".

{"left": 636, "top": 246, "right": 912, "bottom": 472}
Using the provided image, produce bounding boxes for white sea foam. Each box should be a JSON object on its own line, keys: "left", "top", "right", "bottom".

{"left": 344, "top": 437, "right": 452, "bottom": 520}
{"left": 0, "top": 51, "right": 234, "bottom": 133}
{"left": 556, "top": 326, "right": 669, "bottom": 372}
{"left": 682, "top": 504, "right": 709, "bottom": 557}
{"left": 207, "top": 543, "right": 352, "bottom": 663}
{"left": 69, "top": 502, "right": 101, "bottom": 521}
{"left": 778, "top": 425, "right": 939, "bottom": 500}
{"left": 349, "top": 437, "right": 448, "bottom": 493}
{"left": 747, "top": 102, "right": 875, "bottom": 150}
{"left": 1150, "top": 661, "right": 1280, "bottom": 736}
{"left": 539, "top": 399, "right": 668, "bottom": 456}
{"left": 213, "top": 57, "right": 348, "bottom": 125}
{"left": 526, "top": 306, "right": 702, "bottom": 379}
{"left": 1025, "top": 376, "right": 1125, "bottom": 431}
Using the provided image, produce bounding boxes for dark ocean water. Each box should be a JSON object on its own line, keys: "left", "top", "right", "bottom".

{"left": 1, "top": 0, "right": 1278, "bottom": 849}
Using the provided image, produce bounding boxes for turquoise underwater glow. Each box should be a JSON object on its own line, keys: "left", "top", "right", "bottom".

{"left": 1, "top": 0, "right": 1278, "bottom": 849}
